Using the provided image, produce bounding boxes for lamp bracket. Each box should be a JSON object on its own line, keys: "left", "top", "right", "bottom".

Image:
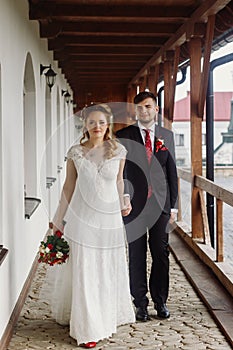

{"left": 40, "top": 64, "right": 51, "bottom": 75}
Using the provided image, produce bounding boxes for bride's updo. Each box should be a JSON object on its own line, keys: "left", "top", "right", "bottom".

{"left": 80, "top": 104, "right": 118, "bottom": 159}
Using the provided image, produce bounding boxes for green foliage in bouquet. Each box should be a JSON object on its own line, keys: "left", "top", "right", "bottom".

{"left": 38, "top": 230, "right": 69, "bottom": 266}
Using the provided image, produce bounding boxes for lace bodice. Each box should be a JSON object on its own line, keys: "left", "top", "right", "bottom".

{"left": 63, "top": 141, "right": 127, "bottom": 248}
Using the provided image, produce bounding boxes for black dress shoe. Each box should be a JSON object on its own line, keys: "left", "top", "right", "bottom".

{"left": 136, "top": 306, "right": 150, "bottom": 322}
{"left": 154, "top": 303, "right": 170, "bottom": 319}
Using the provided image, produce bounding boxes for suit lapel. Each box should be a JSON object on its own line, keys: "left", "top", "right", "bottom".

{"left": 131, "top": 123, "right": 144, "bottom": 144}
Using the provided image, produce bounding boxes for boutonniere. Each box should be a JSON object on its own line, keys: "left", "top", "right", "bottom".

{"left": 155, "top": 138, "right": 168, "bottom": 153}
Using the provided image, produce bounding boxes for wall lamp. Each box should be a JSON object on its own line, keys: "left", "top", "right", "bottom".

{"left": 25, "top": 197, "right": 41, "bottom": 219}
{"left": 40, "top": 64, "right": 57, "bottom": 92}
{"left": 62, "top": 89, "right": 71, "bottom": 103}
{"left": 46, "top": 176, "right": 56, "bottom": 189}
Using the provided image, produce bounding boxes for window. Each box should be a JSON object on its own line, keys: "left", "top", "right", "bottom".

{"left": 175, "top": 133, "right": 184, "bottom": 146}
{"left": 176, "top": 158, "right": 185, "bottom": 166}
{"left": 202, "top": 133, "right": 206, "bottom": 145}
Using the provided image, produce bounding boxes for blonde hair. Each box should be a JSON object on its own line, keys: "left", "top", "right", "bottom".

{"left": 80, "top": 104, "right": 117, "bottom": 159}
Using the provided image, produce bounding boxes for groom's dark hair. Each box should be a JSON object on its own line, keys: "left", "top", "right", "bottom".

{"left": 134, "top": 91, "right": 157, "bottom": 105}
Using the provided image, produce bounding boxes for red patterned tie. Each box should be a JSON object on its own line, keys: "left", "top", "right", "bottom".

{"left": 144, "top": 129, "right": 152, "bottom": 163}
{"left": 144, "top": 129, "right": 152, "bottom": 198}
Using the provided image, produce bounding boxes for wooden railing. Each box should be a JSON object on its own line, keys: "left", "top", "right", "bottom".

{"left": 176, "top": 168, "right": 233, "bottom": 296}
{"left": 178, "top": 168, "right": 233, "bottom": 261}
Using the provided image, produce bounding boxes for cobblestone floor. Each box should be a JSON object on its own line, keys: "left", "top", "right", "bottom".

{"left": 7, "top": 253, "right": 232, "bottom": 350}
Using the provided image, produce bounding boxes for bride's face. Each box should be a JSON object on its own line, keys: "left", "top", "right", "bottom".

{"left": 85, "top": 111, "right": 108, "bottom": 139}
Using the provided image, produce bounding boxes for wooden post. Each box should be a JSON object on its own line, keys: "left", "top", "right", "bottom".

{"left": 126, "top": 85, "right": 132, "bottom": 119}
{"left": 216, "top": 199, "right": 223, "bottom": 262}
{"left": 139, "top": 76, "right": 146, "bottom": 92}
{"left": 189, "top": 37, "right": 203, "bottom": 240}
{"left": 169, "top": 46, "right": 180, "bottom": 121}
{"left": 127, "top": 84, "right": 137, "bottom": 119}
{"left": 147, "top": 66, "right": 156, "bottom": 94}
{"left": 177, "top": 177, "right": 182, "bottom": 222}
{"left": 163, "top": 51, "right": 174, "bottom": 130}
{"left": 198, "top": 15, "right": 215, "bottom": 118}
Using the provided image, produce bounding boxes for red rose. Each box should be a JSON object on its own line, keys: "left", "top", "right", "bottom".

{"left": 47, "top": 244, "right": 53, "bottom": 250}
{"left": 155, "top": 138, "right": 168, "bottom": 153}
{"left": 55, "top": 230, "right": 63, "bottom": 238}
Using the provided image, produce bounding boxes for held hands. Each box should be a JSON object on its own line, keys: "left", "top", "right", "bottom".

{"left": 169, "top": 211, "right": 177, "bottom": 224}
{"left": 121, "top": 195, "right": 132, "bottom": 217}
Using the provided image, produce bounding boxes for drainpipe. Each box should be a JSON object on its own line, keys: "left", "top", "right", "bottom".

{"left": 157, "top": 67, "right": 187, "bottom": 126}
{"left": 206, "top": 52, "right": 233, "bottom": 248}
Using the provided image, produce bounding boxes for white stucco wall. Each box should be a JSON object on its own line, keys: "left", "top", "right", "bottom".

{"left": 0, "top": 0, "right": 76, "bottom": 340}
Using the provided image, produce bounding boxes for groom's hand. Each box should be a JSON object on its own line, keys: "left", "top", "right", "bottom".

{"left": 169, "top": 212, "right": 177, "bottom": 223}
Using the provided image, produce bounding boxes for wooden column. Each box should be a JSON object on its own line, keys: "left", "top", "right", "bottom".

{"left": 126, "top": 85, "right": 132, "bottom": 118}
{"left": 147, "top": 66, "right": 156, "bottom": 94}
{"left": 189, "top": 37, "right": 203, "bottom": 240}
{"left": 163, "top": 51, "right": 174, "bottom": 130}
{"left": 216, "top": 199, "right": 223, "bottom": 262}
{"left": 139, "top": 76, "right": 146, "bottom": 92}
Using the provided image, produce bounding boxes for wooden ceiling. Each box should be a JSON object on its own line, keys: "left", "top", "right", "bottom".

{"left": 28, "top": 0, "right": 233, "bottom": 107}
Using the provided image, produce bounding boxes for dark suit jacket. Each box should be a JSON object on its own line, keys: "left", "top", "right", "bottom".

{"left": 116, "top": 123, "right": 178, "bottom": 221}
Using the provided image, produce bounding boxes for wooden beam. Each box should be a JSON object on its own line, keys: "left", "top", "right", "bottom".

{"left": 29, "top": 3, "right": 189, "bottom": 21}
{"left": 60, "top": 56, "right": 148, "bottom": 63}
{"left": 129, "top": 0, "right": 232, "bottom": 85}
{"left": 40, "top": 21, "right": 178, "bottom": 38}
{"left": 54, "top": 46, "right": 156, "bottom": 56}
{"left": 48, "top": 36, "right": 165, "bottom": 51}
{"left": 55, "top": 51, "right": 153, "bottom": 61}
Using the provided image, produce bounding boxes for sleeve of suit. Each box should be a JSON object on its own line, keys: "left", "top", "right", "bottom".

{"left": 166, "top": 133, "right": 178, "bottom": 210}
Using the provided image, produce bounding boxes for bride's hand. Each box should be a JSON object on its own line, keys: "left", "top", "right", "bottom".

{"left": 51, "top": 222, "right": 64, "bottom": 235}
{"left": 121, "top": 200, "right": 132, "bottom": 217}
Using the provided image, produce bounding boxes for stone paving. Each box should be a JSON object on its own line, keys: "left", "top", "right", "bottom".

{"left": 7, "top": 253, "right": 232, "bottom": 350}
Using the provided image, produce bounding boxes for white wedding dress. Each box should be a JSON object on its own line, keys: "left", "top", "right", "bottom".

{"left": 42, "top": 142, "right": 135, "bottom": 345}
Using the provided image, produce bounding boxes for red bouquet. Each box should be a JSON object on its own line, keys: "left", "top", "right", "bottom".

{"left": 38, "top": 230, "right": 69, "bottom": 266}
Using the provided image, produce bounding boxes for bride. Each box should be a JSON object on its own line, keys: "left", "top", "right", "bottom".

{"left": 47, "top": 104, "right": 135, "bottom": 348}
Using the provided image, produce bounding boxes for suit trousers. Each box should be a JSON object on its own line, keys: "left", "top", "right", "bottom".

{"left": 127, "top": 199, "right": 170, "bottom": 308}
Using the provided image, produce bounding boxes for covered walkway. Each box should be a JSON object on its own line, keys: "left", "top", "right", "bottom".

{"left": 1, "top": 1, "right": 233, "bottom": 350}
{"left": 7, "top": 232, "right": 233, "bottom": 350}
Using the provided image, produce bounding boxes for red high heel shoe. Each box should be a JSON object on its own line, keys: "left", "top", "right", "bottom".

{"left": 81, "top": 342, "right": 96, "bottom": 348}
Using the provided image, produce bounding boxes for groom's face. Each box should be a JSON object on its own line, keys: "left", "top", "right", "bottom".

{"left": 135, "top": 97, "right": 159, "bottom": 126}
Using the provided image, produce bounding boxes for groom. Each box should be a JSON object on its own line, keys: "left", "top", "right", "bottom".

{"left": 116, "top": 91, "right": 178, "bottom": 321}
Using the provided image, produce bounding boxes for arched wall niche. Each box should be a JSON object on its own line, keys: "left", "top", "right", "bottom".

{"left": 23, "top": 52, "right": 37, "bottom": 197}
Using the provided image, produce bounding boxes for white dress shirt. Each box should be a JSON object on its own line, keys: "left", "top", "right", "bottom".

{"left": 138, "top": 121, "right": 155, "bottom": 151}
